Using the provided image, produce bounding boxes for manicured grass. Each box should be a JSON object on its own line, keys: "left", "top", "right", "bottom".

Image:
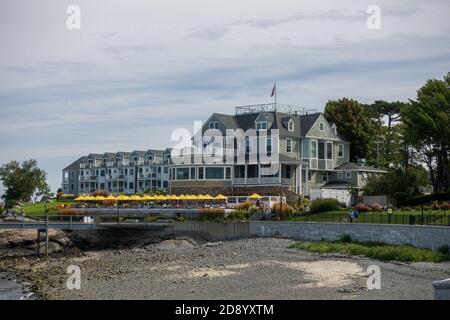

{"left": 289, "top": 240, "right": 450, "bottom": 263}
{"left": 21, "top": 200, "right": 76, "bottom": 216}
{"left": 288, "top": 210, "right": 450, "bottom": 225}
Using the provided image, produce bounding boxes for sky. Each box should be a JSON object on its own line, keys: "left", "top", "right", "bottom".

{"left": 0, "top": 0, "right": 449, "bottom": 194}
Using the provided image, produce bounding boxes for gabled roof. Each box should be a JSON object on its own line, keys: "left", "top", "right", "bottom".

{"left": 86, "top": 153, "right": 102, "bottom": 159}
{"left": 102, "top": 152, "right": 115, "bottom": 159}
{"left": 130, "top": 150, "right": 147, "bottom": 157}
{"left": 213, "top": 113, "right": 239, "bottom": 129}
{"left": 114, "top": 152, "right": 131, "bottom": 157}
{"left": 146, "top": 149, "right": 164, "bottom": 155}
{"left": 335, "top": 162, "right": 387, "bottom": 173}
{"left": 300, "top": 113, "right": 321, "bottom": 136}
{"left": 63, "top": 157, "right": 84, "bottom": 170}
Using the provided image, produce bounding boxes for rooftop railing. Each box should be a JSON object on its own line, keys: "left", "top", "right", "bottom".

{"left": 235, "top": 103, "right": 318, "bottom": 115}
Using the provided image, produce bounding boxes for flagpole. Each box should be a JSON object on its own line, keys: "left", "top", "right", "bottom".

{"left": 274, "top": 82, "right": 277, "bottom": 106}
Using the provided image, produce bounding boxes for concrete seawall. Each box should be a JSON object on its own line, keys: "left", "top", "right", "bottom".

{"left": 71, "top": 221, "right": 450, "bottom": 250}
{"left": 249, "top": 222, "right": 450, "bottom": 250}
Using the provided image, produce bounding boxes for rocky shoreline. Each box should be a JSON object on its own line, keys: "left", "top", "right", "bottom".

{"left": 1, "top": 230, "right": 450, "bottom": 300}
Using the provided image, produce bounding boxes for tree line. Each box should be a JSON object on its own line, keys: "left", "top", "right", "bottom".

{"left": 324, "top": 72, "right": 450, "bottom": 204}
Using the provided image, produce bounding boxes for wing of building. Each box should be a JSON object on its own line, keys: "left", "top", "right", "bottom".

{"left": 62, "top": 103, "right": 386, "bottom": 199}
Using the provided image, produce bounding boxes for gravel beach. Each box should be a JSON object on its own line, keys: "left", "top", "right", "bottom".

{"left": 2, "top": 235, "right": 449, "bottom": 300}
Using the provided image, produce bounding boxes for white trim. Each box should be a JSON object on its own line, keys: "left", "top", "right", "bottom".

{"left": 338, "top": 143, "right": 344, "bottom": 158}
{"left": 285, "top": 138, "right": 292, "bottom": 153}
{"left": 288, "top": 120, "right": 294, "bottom": 132}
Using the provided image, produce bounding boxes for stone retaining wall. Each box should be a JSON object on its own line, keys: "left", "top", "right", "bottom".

{"left": 249, "top": 222, "right": 450, "bottom": 250}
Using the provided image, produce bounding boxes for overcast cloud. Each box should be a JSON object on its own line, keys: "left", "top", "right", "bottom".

{"left": 0, "top": 0, "right": 449, "bottom": 193}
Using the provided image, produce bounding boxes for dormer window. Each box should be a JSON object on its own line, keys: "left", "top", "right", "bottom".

{"left": 256, "top": 121, "right": 267, "bottom": 131}
{"left": 209, "top": 122, "right": 219, "bottom": 130}
{"left": 319, "top": 122, "right": 324, "bottom": 131}
{"left": 288, "top": 121, "right": 294, "bottom": 132}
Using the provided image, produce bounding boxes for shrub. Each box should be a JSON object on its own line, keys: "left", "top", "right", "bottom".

{"left": 272, "top": 202, "right": 295, "bottom": 215}
{"left": 369, "top": 203, "right": 382, "bottom": 212}
{"left": 93, "top": 189, "right": 109, "bottom": 197}
{"left": 439, "top": 202, "right": 450, "bottom": 210}
{"left": 437, "top": 245, "right": 449, "bottom": 255}
{"left": 310, "top": 199, "right": 339, "bottom": 214}
{"left": 340, "top": 234, "right": 352, "bottom": 243}
{"left": 226, "top": 210, "right": 250, "bottom": 221}
{"left": 58, "top": 208, "right": 85, "bottom": 216}
{"left": 235, "top": 201, "right": 256, "bottom": 211}
{"left": 199, "top": 208, "right": 225, "bottom": 221}
{"left": 355, "top": 204, "right": 371, "bottom": 212}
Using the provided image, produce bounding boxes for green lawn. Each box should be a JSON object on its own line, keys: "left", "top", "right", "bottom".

{"left": 21, "top": 200, "right": 76, "bottom": 216}
{"left": 288, "top": 210, "right": 450, "bottom": 226}
{"left": 289, "top": 240, "right": 450, "bottom": 263}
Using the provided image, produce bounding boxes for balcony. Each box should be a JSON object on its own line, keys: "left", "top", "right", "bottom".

{"left": 232, "top": 177, "right": 290, "bottom": 185}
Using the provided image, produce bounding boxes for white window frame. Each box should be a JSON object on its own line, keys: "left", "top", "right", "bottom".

{"left": 319, "top": 122, "right": 324, "bottom": 131}
{"left": 285, "top": 139, "right": 292, "bottom": 153}
{"left": 266, "top": 137, "right": 272, "bottom": 153}
{"left": 288, "top": 121, "right": 294, "bottom": 132}
{"left": 310, "top": 140, "right": 317, "bottom": 159}
{"left": 345, "top": 171, "right": 352, "bottom": 178}
{"left": 338, "top": 144, "right": 344, "bottom": 158}
{"left": 209, "top": 121, "right": 219, "bottom": 130}
{"left": 308, "top": 171, "right": 312, "bottom": 182}
{"left": 256, "top": 121, "right": 268, "bottom": 131}
{"left": 322, "top": 173, "right": 328, "bottom": 182}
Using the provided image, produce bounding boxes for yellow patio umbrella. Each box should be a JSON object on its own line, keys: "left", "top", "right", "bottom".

{"left": 183, "top": 194, "right": 196, "bottom": 200}
{"left": 249, "top": 193, "right": 263, "bottom": 199}
{"left": 166, "top": 195, "right": 179, "bottom": 201}
{"left": 84, "top": 195, "right": 96, "bottom": 201}
{"left": 129, "top": 195, "right": 143, "bottom": 201}
{"left": 74, "top": 195, "right": 87, "bottom": 201}
{"left": 154, "top": 194, "right": 167, "bottom": 201}
{"left": 196, "top": 194, "right": 207, "bottom": 200}
{"left": 116, "top": 195, "right": 130, "bottom": 201}
{"left": 94, "top": 195, "right": 106, "bottom": 201}
{"left": 104, "top": 195, "right": 117, "bottom": 201}
{"left": 203, "top": 194, "right": 214, "bottom": 200}
{"left": 141, "top": 195, "right": 154, "bottom": 201}
{"left": 178, "top": 194, "right": 187, "bottom": 200}
{"left": 214, "top": 194, "right": 227, "bottom": 200}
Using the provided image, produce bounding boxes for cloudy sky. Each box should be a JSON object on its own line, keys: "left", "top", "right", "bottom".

{"left": 0, "top": 0, "right": 449, "bottom": 193}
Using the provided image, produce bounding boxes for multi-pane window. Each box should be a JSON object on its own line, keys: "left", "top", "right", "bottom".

{"left": 318, "top": 142, "right": 325, "bottom": 159}
{"left": 346, "top": 171, "right": 352, "bottom": 178}
{"left": 337, "top": 171, "right": 343, "bottom": 179}
{"left": 266, "top": 138, "right": 272, "bottom": 153}
{"left": 225, "top": 167, "right": 231, "bottom": 179}
{"left": 311, "top": 141, "right": 317, "bottom": 158}
{"left": 288, "top": 121, "right": 294, "bottom": 131}
{"left": 245, "top": 136, "right": 251, "bottom": 153}
{"left": 205, "top": 167, "right": 224, "bottom": 179}
{"left": 338, "top": 144, "right": 344, "bottom": 158}
{"left": 256, "top": 121, "right": 267, "bottom": 131}
{"left": 302, "top": 140, "right": 310, "bottom": 158}
{"left": 308, "top": 171, "right": 312, "bottom": 181}
{"left": 286, "top": 139, "right": 292, "bottom": 153}
{"left": 176, "top": 168, "right": 189, "bottom": 180}
{"left": 198, "top": 167, "right": 204, "bottom": 179}
{"left": 327, "top": 142, "right": 333, "bottom": 160}
{"left": 322, "top": 173, "right": 328, "bottom": 182}
{"left": 190, "top": 167, "right": 196, "bottom": 180}
{"left": 209, "top": 122, "right": 219, "bottom": 130}
{"left": 319, "top": 122, "right": 324, "bottom": 131}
